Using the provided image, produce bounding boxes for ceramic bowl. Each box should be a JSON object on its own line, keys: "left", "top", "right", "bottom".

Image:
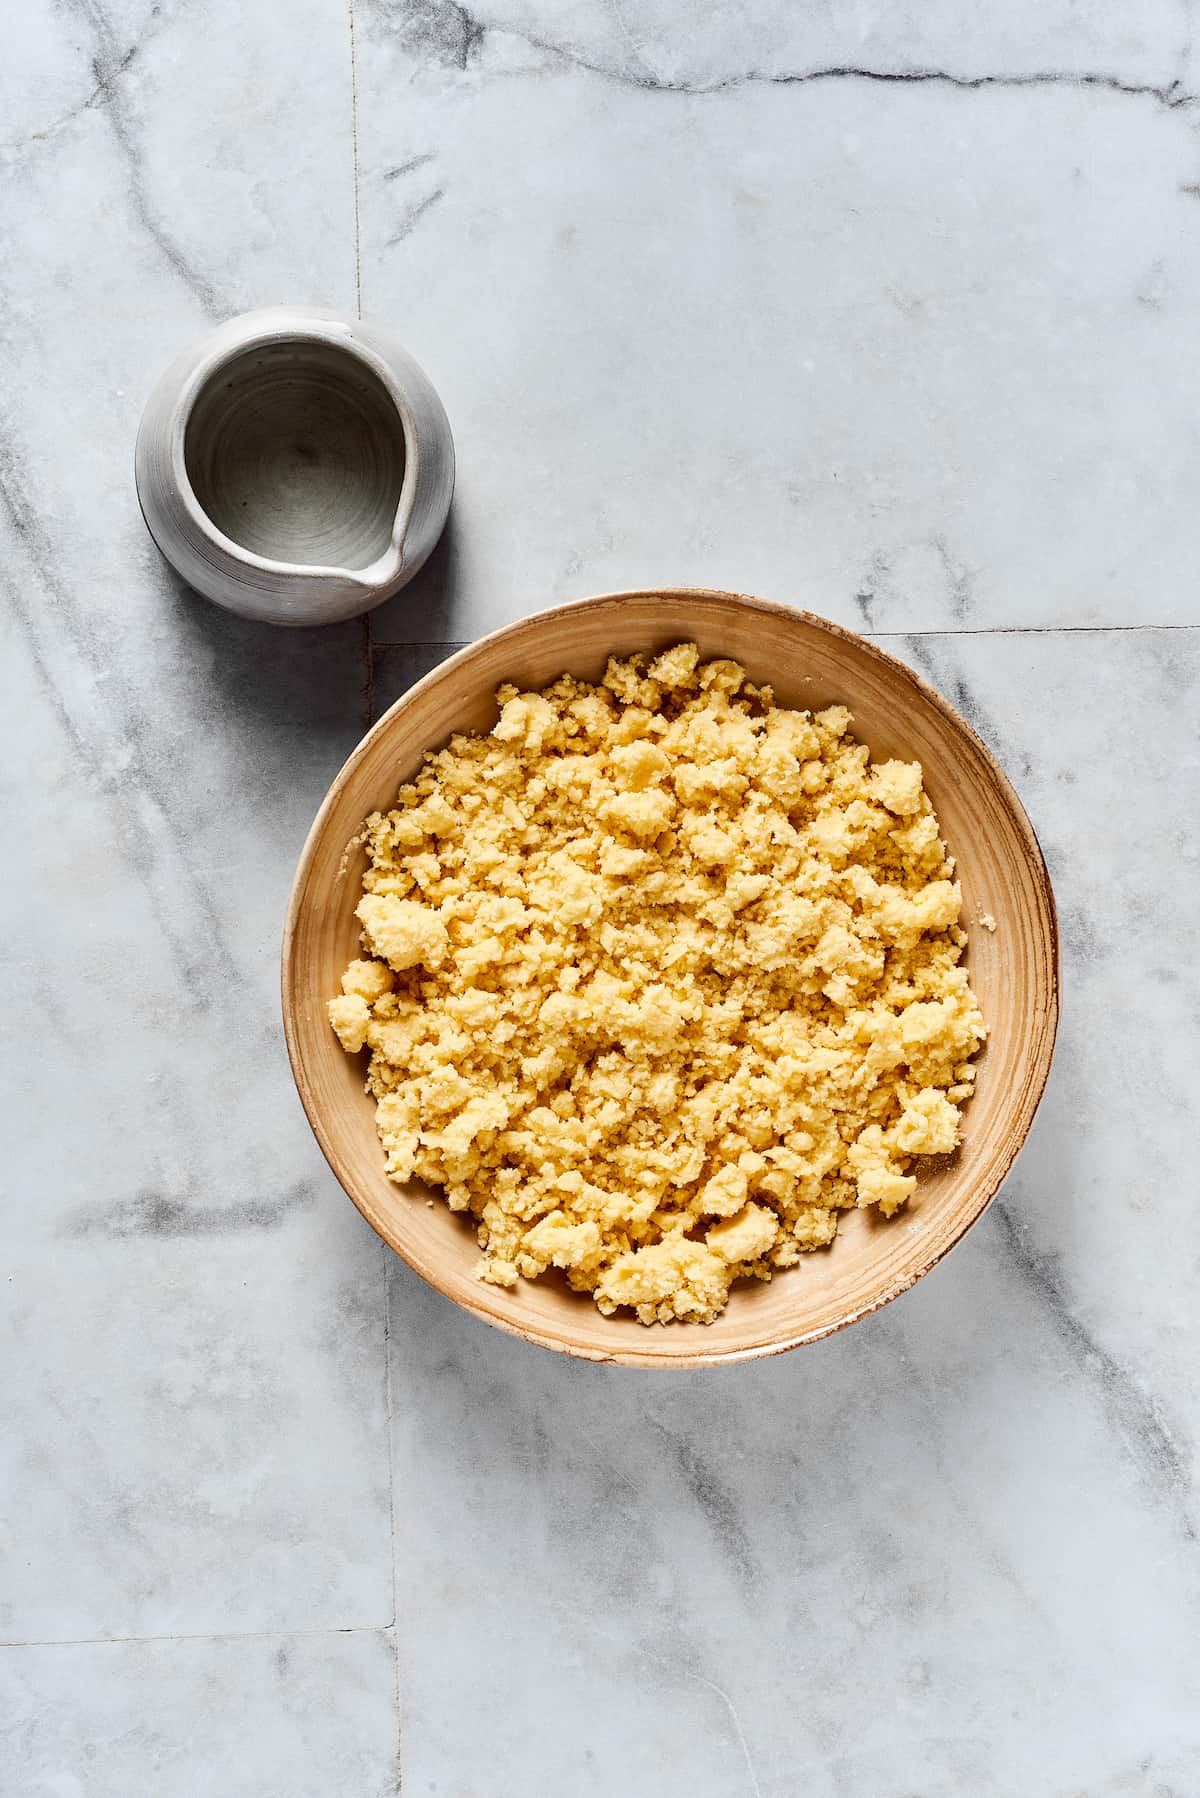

{"left": 135, "top": 306, "right": 454, "bottom": 626}
{"left": 282, "top": 590, "right": 1059, "bottom": 1368}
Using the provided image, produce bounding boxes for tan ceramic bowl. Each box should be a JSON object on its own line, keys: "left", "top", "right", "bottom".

{"left": 282, "top": 590, "right": 1058, "bottom": 1367}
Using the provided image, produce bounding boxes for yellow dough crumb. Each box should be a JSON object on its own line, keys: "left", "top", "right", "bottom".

{"left": 328, "top": 645, "right": 987, "bottom": 1325}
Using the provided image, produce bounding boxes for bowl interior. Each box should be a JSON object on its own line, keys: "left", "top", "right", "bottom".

{"left": 184, "top": 339, "right": 406, "bottom": 570}
{"left": 283, "top": 592, "right": 1058, "bottom": 1367}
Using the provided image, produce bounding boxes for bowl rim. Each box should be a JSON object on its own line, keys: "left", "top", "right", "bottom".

{"left": 281, "top": 588, "right": 1060, "bottom": 1368}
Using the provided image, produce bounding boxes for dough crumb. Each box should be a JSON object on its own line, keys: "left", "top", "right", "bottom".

{"left": 327, "top": 993, "right": 370, "bottom": 1054}
{"left": 330, "top": 646, "right": 987, "bottom": 1325}
{"left": 356, "top": 894, "right": 448, "bottom": 971}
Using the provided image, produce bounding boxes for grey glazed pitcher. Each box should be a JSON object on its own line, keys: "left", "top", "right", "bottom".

{"left": 135, "top": 306, "right": 455, "bottom": 626}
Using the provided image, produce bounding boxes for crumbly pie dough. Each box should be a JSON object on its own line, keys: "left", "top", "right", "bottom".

{"left": 329, "top": 644, "right": 986, "bottom": 1325}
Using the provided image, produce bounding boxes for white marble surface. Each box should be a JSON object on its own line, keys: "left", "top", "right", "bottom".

{"left": 2, "top": 3, "right": 1198, "bottom": 1794}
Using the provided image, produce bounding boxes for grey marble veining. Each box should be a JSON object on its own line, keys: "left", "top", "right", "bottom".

{"left": 2, "top": 1, "right": 1200, "bottom": 1794}
{"left": 1, "top": 0, "right": 389, "bottom": 1670}
{"left": 377, "top": 628, "right": 1200, "bottom": 1798}
{"left": 360, "top": 0, "right": 1200, "bottom": 642}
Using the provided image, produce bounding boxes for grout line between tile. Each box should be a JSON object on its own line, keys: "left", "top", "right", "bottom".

{"left": 365, "top": 622, "right": 1200, "bottom": 649}
{"left": 868, "top": 621, "right": 1200, "bottom": 637}
{"left": 383, "top": 1254, "right": 397, "bottom": 1636}
{"left": 384, "top": 1254, "right": 403, "bottom": 1787}
{"left": 0, "top": 1622, "right": 394, "bottom": 1653}
{"left": 369, "top": 640, "right": 467, "bottom": 654}
{"left": 348, "top": 0, "right": 363, "bottom": 321}
{"left": 361, "top": 615, "right": 378, "bottom": 726}
{"left": 346, "top": 9, "right": 394, "bottom": 1753}
{"left": 348, "top": 0, "right": 377, "bottom": 732}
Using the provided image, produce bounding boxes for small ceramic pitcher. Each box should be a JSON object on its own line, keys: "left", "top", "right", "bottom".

{"left": 135, "top": 306, "right": 454, "bottom": 626}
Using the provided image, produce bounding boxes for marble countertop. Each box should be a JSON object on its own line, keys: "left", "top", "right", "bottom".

{"left": 3, "top": 2, "right": 1198, "bottom": 1793}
